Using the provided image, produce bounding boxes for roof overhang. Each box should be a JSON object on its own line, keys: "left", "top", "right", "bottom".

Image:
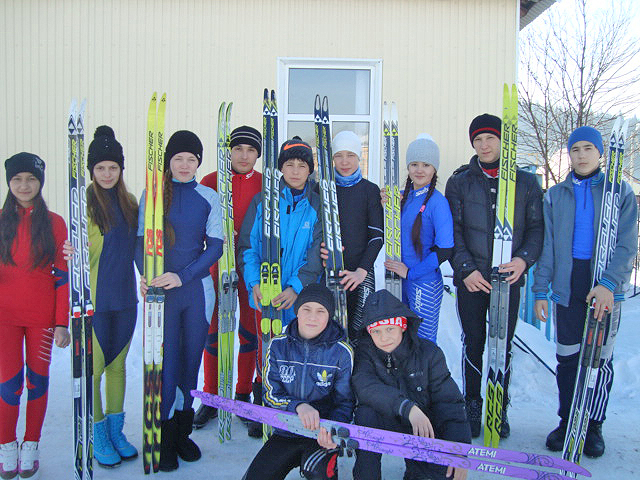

{"left": 520, "top": 0, "right": 556, "bottom": 29}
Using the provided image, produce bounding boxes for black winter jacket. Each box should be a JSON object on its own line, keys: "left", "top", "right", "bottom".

{"left": 444, "top": 155, "right": 544, "bottom": 288}
{"left": 352, "top": 290, "right": 471, "bottom": 443}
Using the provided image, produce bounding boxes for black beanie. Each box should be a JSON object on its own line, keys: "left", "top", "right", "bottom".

{"left": 469, "top": 114, "right": 502, "bottom": 146}
{"left": 5, "top": 152, "right": 45, "bottom": 187}
{"left": 87, "top": 125, "right": 125, "bottom": 178}
{"left": 278, "top": 136, "right": 314, "bottom": 173}
{"left": 230, "top": 126, "right": 262, "bottom": 157}
{"left": 164, "top": 130, "right": 203, "bottom": 169}
{"left": 294, "top": 283, "right": 335, "bottom": 317}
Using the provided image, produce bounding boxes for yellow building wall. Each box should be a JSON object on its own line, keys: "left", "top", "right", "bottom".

{"left": 0, "top": 0, "right": 517, "bottom": 215}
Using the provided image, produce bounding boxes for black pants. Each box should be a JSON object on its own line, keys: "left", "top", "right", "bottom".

{"left": 242, "top": 434, "right": 325, "bottom": 480}
{"left": 554, "top": 259, "right": 618, "bottom": 423}
{"left": 456, "top": 285, "right": 520, "bottom": 401}
{"left": 353, "top": 405, "right": 448, "bottom": 480}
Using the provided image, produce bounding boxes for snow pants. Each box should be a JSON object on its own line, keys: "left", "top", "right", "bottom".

{"left": 93, "top": 307, "right": 136, "bottom": 422}
{"left": 161, "top": 276, "right": 214, "bottom": 420}
{"left": 0, "top": 325, "right": 53, "bottom": 443}
{"left": 553, "top": 258, "right": 618, "bottom": 423}
{"left": 202, "top": 271, "right": 258, "bottom": 396}
{"left": 353, "top": 405, "right": 448, "bottom": 480}
{"left": 456, "top": 285, "right": 520, "bottom": 402}
{"left": 404, "top": 276, "right": 444, "bottom": 344}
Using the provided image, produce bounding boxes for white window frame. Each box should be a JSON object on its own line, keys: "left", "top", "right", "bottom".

{"left": 277, "top": 57, "right": 383, "bottom": 184}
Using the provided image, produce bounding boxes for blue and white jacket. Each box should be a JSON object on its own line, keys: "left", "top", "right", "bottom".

{"left": 238, "top": 181, "right": 324, "bottom": 324}
{"left": 401, "top": 185, "right": 454, "bottom": 284}
{"left": 263, "top": 317, "right": 354, "bottom": 437}
{"left": 532, "top": 171, "right": 638, "bottom": 306}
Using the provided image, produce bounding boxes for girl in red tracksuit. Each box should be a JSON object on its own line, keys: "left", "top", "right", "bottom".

{"left": 0, "top": 153, "right": 70, "bottom": 480}
{"left": 196, "top": 126, "right": 263, "bottom": 437}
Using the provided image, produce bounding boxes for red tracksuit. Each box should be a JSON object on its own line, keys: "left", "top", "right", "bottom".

{"left": 200, "top": 169, "right": 263, "bottom": 393}
{"left": 0, "top": 206, "right": 68, "bottom": 443}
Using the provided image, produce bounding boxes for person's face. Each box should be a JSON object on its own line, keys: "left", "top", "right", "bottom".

{"left": 9, "top": 172, "right": 41, "bottom": 208}
{"left": 281, "top": 158, "right": 310, "bottom": 190}
{"left": 231, "top": 144, "right": 259, "bottom": 174}
{"left": 170, "top": 152, "right": 199, "bottom": 182}
{"left": 92, "top": 161, "right": 121, "bottom": 190}
{"left": 333, "top": 150, "right": 359, "bottom": 177}
{"left": 368, "top": 324, "right": 404, "bottom": 353}
{"left": 297, "top": 301, "right": 330, "bottom": 340}
{"left": 408, "top": 162, "right": 435, "bottom": 190}
{"left": 570, "top": 141, "right": 601, "bottom": 176}
{"left": 472, "top": 133, "right": 501, "bottom": 163}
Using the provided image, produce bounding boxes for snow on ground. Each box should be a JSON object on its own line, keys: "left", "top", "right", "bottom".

{"left": 27, "top": 279, "right": 640, "bottom": 479}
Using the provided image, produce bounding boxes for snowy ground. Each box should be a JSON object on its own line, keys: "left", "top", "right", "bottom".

{"left": 29, "top": 274, "right": 640, "bottom": 479}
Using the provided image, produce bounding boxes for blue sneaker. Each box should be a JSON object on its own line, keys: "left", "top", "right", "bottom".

{"left": 106, "top": 412, "right": 138, "bottom": 460}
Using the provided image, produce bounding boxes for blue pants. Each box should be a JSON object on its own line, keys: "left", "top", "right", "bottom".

{"left": 161, "top": 276, "right": 214, "bottom": 420}
{"left": 404, "top": 276, "right": 443, "bottom": 344}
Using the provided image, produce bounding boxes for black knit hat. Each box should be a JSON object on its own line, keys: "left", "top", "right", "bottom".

{"left": 230, "top": 126, "right": 262, "bottom": 157}
{"left": 278, "top": 136, "right": 314, "bottom": 173}
{"left": 469, "top": 114, "right": 502, "bottom": 146}
{"left": 87, "top": 125, "right": 125, "bottom": 178}
{"left": 294, "top": 283, "right": 335, "bottom": 317}
{"left": 5, "top": 152, "right": 45, "bottom": 187}
{"left": 164, "top": 130, "right": 203, "bottom": 169}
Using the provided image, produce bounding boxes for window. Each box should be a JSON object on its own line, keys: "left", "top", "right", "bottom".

{"left": 277, "top": 58, "right": 383, "bottom": 183}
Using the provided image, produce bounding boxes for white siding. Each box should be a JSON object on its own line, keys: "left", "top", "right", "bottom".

{"left": 0, "top": 0, "right": 517, "bottom": 217}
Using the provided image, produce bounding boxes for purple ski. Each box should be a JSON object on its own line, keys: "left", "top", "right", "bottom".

{"left": 192, "top": 391, "right": 590, "bottom": 479}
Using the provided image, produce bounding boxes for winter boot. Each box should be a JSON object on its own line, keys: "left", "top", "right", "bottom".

{"left": 17, "top": 442, "right": 39, "bottom": 480}
{"left": 192, "top": 403, "right": 217, "bottom": 429}
{"left": 174, "top": 409, "right": 201, "bottom": 462}
{"left": 0, "top": 441, "right": 18, "bottom": 479}
{"left": 583, "top": 421, "right": 605, "bottom": 458}
{"left": 465, "top": 397, "right": 483, "bottom": 438}
{"left": 499, "top": 402, "right": 510, "bottom": 439}
{"left": 106, "top": 412, "right": 138, "bottom": 460}
{"left": 300, "top": 447, "right": 340, "bottom": 480}
{"left": 545, "top": 419, "right": 568, "bottom": 452}
{"left": 247, "top": 381, "right": 263, "bottom": 439}
{"left": 158, "top": 417, "right": 178, "bottom": 472}
{"left": 93, "top": 419, "right": 121, "bottom": 468}
{"left": 235, "top": 392, "right": 252, "bottom": 425}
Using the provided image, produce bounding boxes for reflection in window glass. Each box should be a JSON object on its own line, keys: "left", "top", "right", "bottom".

{"left": 288, "top": 121, "right": 370, "bottom": 179}
{"left": 288, "top": 69, "right": 370, "bottom": 115}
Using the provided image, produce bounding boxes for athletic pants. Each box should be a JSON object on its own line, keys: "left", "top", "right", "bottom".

{"left": 161, "top": 277, "right": 213, "bottom": 420}
{"left": 346, "top": 270, "right": 375, "bottom": 344}
{"left": 202, "top": 272, "right": 258, "bottom": 395}
{"left": 554, "top": 258, "right": 618, "bottom": 422}
{"left": 93, "top": 307, "right": 136, "bottom": 422}
{"left": 404, "top": 276, "right": 444, "bottom": 344}
{"left": 0, "top": 325, "right": 53, "bottom": 443}
{"left": 353, "top": 405, "right": 447, "bottom": 480}
{"left": 456, "top": 285, "right": 520, "bottom": 401}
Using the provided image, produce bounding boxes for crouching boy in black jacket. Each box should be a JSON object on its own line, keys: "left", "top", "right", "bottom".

{"left": 242, "top": 283, "right": 354, "bottom": 480}
{"left": 352, "top": 290, "right": 471, "bottom": 480}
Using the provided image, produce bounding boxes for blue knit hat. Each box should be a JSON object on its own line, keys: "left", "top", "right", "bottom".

{"left": 568, "top": 126, "right": 603, "bottom": 156}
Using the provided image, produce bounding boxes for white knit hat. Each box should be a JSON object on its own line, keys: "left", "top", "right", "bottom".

{"left": 332, "top": 131, "right": 362, "bottom": 159}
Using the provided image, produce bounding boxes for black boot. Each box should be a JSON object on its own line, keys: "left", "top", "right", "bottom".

{"left": 174, "top": 409, "right": 202, "bottom": 462}
{"left": 583, "top": 420, "right": 605, "bottom": 458}
{"left": 235, "top": 393, "right": 252, "bottom": 425}
{"left": 247, "top": 381, "right": 263, "bottom": 438}
{"left": 465, "top": 397, "right": 482, "bottom": 438}
{"left": 159, "top": 417, "right": 178, "bottom": 472}
{"left": 193, "top": 403, "right": 217, "bottom": 430}
{"left": 545, "top": 419, "right": 568, "bottom": 452}
{"left": 499, "top": 410, "right": 510, "bottom": 439}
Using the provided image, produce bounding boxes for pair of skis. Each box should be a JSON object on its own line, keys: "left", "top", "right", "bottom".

{"left": 484, "top": 84, "right": 518, "bottom": 448}
{"left": 142, "top": 92, "right": 167, "bottom": 474}
{"left": 313, "top": 95, "right": 348, "bottom": 334}
{"left": 193, "top": 391, "right": 591, "bottom": 479}
{"left": 383, "top": 101, "right": 402, "bottom": 299}
{"left": 260, "top": 88, "right": 282, "bottom": 440}
{"left": 67, "top": 99, "right": 94, "bottom": 480}
{"left": 562, "top": 117, "right": 628, "bottom": 475}
{"left": 216, "top": 101, "right": 239, "bottom": 443}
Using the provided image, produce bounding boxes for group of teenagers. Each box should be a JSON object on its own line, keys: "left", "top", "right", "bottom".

{"left": 0, "top": 106, "right": 636, "bottom": 480}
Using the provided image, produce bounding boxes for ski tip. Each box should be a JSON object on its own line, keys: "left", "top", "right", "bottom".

{"left": 271, "top": 89, "right": 276, "bottom": 102}
{"left": 322, "top": 95, "right": 329, "bottom": 111}
{"left": 314, "top": 94, "right": 321, "bottom": 108}
{"left": 263, "top": 88, "right": 269, "bottom": 99}
{"left": 150, "top": 91, "right": 157, "bottom": 102}
{"left": 160, "top": 93, "right": 167, "bottom": 103}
